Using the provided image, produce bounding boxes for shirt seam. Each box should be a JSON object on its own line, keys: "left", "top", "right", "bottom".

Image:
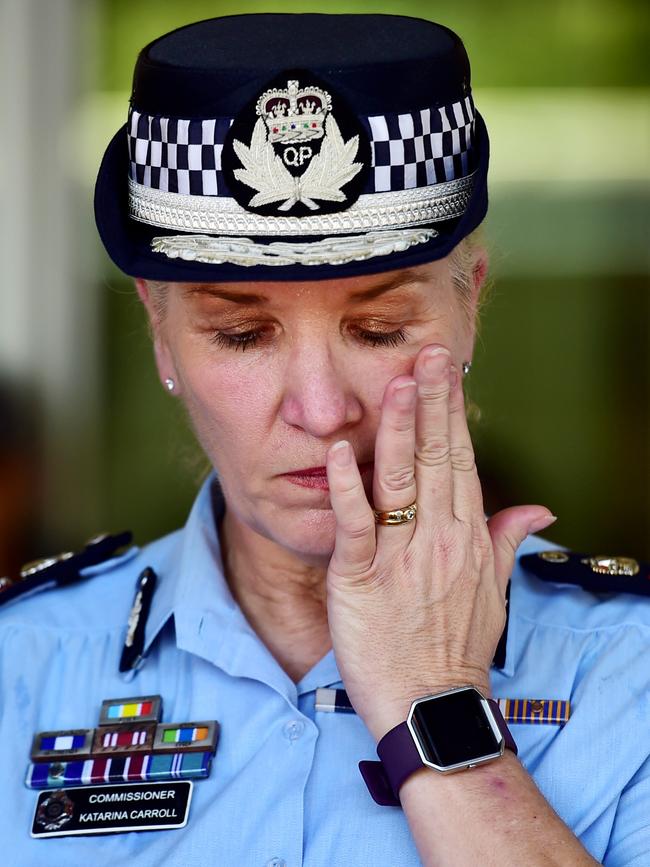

{"left": 1, "top": 620, "right": 128, "bottom": 636}
{"left": 514, "top": 612, "right": 650, "bottom": 635}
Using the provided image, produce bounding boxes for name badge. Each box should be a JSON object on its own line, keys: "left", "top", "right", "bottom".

{"left": 31, "top": 780, "right": 192, "bottom": 838}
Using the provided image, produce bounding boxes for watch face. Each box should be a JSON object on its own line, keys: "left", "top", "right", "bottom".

{"left": 410, "top": 688, "right": 501, "bottom": 769}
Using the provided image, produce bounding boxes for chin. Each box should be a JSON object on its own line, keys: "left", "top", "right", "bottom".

{"left": 269, "top": 507, "right": 338, "bottom": 562}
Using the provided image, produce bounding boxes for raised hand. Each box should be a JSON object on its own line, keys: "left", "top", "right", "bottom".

{"left": 325, "top": 343, "right": 556, "bottom": 742}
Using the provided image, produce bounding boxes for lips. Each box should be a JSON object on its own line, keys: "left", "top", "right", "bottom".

{"left": 286, "top": 466, "right": 328, "bottom": 477}
{"left": 283, "top": 461, "right": 374, "bottom": 477}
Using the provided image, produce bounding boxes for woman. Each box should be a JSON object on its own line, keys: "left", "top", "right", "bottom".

{"left": 2, "top": 13, "right": 648, "bottom": 866}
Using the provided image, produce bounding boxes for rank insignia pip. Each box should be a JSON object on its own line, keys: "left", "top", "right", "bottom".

{"left": 222, "top": 70, "right": 371, "bottom": 218}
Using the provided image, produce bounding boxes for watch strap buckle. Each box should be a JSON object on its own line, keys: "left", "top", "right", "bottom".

{"left": 358, "top": 760, "right": 401, "bottom": 806}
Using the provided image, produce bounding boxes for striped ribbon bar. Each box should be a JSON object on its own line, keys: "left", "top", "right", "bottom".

{"left": 315, "top": 688, "right": 570, "bottom": 726}
{"left": 107, "top": 701, "right": 153, "bottom": 720}
{"left": 99, "top": 695, "right": 162, "bottom": 725}
{"left": 162, "top": 726, "right": 209, "bottom": 744}
{"left": 497, "top": 698, "right": 570, "bottom": 726}
{"left": 315, "top": 688, "right": 355, "bottom": 714}
{"left": 153, "top": 721, "right": 219, "bottom": 754}
{"left": 25, "top": 751, "right": 213, "bottom": 790}
{"left": 102, "top": 729, "right": 149, "bottom": 748}
{"left": 31, "top": 728, "right": 95, "bottom": 763}
{"left": 40, "top": 733, "right": 87, "bottom": 751}
{"left": 92, "top": 723, "right": 156, "bottom": 756}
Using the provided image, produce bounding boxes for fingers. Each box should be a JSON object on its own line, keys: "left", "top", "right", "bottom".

{"left": 326, "top": 343, "right": 556, "bottom": 590}
{"left": 447, "top": 367, "right": 484, "bottom": 522}
{"left": 412, "top": 346, "right": 454, "bottom": 526}
{"left": 487, "top": 506, "right": 557, "bottom": 594}
{"left": 326, "top": 441, "right": 377, "bottom": 581}
{"left": 371, "top": 377, "right": 418, "bottom": 543}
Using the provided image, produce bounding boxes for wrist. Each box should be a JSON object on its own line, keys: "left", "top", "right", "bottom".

{"left": 362, "top": 676, "right": 493, "bottom": 743}
{"left": 359, "top": 685, "right": 516, "bottom": 806}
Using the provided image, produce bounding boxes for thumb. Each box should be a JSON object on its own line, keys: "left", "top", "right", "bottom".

{"left": 487, "top": 506, "right": 557, "bottom": 593}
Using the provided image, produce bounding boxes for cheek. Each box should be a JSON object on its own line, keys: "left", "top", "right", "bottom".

{"left": 366, "top": 357, "right": 410, "bottom": 411}
{"left": 182, "top": 356, "right": 274, "bottom": 441}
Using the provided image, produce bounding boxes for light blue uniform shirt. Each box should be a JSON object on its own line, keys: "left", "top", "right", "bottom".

{"left": 1, "top": 474, "right": 649, "bottom": 866}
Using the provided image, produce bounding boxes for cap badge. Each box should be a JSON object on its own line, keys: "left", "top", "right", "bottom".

{"left": 223, "top": 71, "right": 371, "bottom": 218}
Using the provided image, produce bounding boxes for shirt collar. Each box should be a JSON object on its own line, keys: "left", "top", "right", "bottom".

{"left": 495, "top": 532, "right": 567, "bottom": 679}
{"left": 137, "top": 473, "right": 341, "bottom": 701}
{"left": 138, "top": 476, "right": 526, "bottom": 688}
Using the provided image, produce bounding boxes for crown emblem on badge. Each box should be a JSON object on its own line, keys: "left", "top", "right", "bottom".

{"left": 227, "top": 74, "right": 368, "bottom": 216}
{"left": 256, "top": 80, "right": 332, "bottom": 144}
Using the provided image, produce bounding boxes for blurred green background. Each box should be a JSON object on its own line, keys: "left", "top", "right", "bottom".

{"left": 1, "top": 0, "right": 648, "bottom": 575}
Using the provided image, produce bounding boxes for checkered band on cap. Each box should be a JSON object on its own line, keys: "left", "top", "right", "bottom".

{"left": 127, "top": 95, "right": 476, "bottom": 198}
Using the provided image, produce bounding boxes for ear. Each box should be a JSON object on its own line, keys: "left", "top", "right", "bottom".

{"left": 134, "top": 278, "right": 181, "bottom": 394}
{"left": 135, "top": 277, "right": 153, "bottom": 313}
{"left": 470, "top": 246, "right": 489, "bottom": 314}
{"left": 461, "top": 245, "right": 489, "bottom": 366}
{"left": 467, "top": 245, "right": 489, "bottom": 331}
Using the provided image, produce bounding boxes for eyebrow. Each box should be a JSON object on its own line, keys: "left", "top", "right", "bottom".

{"left": 184, "top": 269, "right": 425, "bottom": 304}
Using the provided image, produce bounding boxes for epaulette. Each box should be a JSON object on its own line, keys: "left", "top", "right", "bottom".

{"left": 520, "top": 549, "right": 650, "bottom": 597}
{"left": 0, "top": 532, "right": 133, "bottom": 608}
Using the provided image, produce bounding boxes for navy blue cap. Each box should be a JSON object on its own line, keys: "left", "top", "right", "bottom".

{"left": 94, "top": 13, "right": 489, "bottom": 282}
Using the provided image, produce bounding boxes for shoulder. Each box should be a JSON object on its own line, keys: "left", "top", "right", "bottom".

{"left": 0, "top": 529, "right": 181, "bottom": 633}
{"left": 512, "top": 533, "right": 650, "bottom": 633}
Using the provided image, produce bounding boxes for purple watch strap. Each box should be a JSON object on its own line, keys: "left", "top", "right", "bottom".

{"left": 359, "top": 696, "right": 517, "bottom": 807}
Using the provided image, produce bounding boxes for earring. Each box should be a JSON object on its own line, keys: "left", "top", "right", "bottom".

{"left": 462, "top": 361, "right": 472, "bottom": 376}
{"left": 164, "top": 378, "right": 175, "bottom": 392}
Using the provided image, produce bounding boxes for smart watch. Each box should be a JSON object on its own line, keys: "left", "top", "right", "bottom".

{"left": 359, "top": 685, "right": 517, "bottom": 806}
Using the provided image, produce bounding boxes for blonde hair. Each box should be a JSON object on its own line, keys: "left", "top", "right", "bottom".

{"left": 448, "top": 225, "right": 491, "bottom": 323}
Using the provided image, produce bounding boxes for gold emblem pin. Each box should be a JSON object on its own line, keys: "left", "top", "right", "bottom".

{"left": 581, "top": 556, "right": 640, "bottom": 577}
{"left": 538, "top": 550, "right": 569, "bottom": 564}
{"left": 20, "top": 551, "right": 75, "bottom": 579}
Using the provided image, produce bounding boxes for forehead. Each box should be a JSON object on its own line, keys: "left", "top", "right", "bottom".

{"left": 180, "top": 261, "right": 446, "bottom": 307}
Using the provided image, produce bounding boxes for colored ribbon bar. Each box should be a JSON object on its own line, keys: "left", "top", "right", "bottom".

{"left": 107, "top": 700, "right": 153, "bottom": 720}
{"left": 25, "top": 751, "right": 214, "bottom": 789}
{"left": 99, "top": 694, "right": 162, "bottom": 725}
{"left": 315, "top": 688, "right": 355, "bottom": 713}
{"left": 497, "top": 698, "right": 570, "bottom": 726}
{"left": 316, "top": 688, "right": 570, "bottom": 726}
{"left": 31, "top": 729, "right": 94, "bottom": 763}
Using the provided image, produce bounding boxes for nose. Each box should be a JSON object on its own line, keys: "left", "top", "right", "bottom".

{"left": 279, "top": 337, "right": 363, "bottom": 439}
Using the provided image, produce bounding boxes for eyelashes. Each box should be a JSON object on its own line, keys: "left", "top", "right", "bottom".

{"left": 210, "top": 327, "right": 410, "bottom": 352}
{"left": 356, "top": 328, "right": 409, "bottom": 348}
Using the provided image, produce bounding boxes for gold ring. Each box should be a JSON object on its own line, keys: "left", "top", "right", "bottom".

{"left": 372, "top": 502, "right": 417, "bottom": 525}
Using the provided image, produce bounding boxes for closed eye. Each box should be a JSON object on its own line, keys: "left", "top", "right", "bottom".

{"left": 210, "top": 326, "right": 410, "bottom": 351}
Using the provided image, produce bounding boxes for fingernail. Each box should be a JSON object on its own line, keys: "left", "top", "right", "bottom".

{"left": 528, "top": 514, "right": 558, "bottom": 534}
{"left": 332, "top": 440, "right": 351, "bottom": 468}
{"left": 423, "top": 347, "right": 450, "bottom": 376}
{"left": 449, "top": 366, "right": 459, "bottom": 390}
{"left": 395, "top": 380, "right": 417, "bottom": 406}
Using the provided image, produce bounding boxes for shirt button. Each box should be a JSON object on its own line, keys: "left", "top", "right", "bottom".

{"left": 265, "top": 859, "right": 286, "bottom": 867}
{"left": 282, "top": 719, "right": 305, "bottom": 742}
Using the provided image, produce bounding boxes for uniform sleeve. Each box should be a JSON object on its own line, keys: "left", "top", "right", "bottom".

{"left": 603, "top": 754, "right": 650, "bottom": 866}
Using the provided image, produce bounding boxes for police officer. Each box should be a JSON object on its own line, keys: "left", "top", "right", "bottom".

{"left": 2, "top": 14, "right": 648, "bottom": 865}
